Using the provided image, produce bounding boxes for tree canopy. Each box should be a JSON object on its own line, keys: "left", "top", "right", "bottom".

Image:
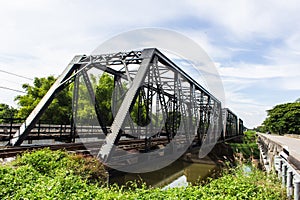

{"left": 262, "top": 102, "right": 300, "bottom": 135}
{"left": 2, "top": 72, "right": 157, "bottom": 130}
{"left": 12, "top": 73, "right": 150, "bottom": 127}
{"left": 15, "top": 76, "right": 72, "bottom": 124}
{"left": 95, "top": 73, "right": 115, "bottom": 126}
{"left": 93, "top": 72, "right": 150, "bottom": 127}
{"left": 0, "top": 103, "right": 17, "bottom": 123}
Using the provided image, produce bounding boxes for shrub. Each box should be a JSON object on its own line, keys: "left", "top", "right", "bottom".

{"left": 0, "top": 148, "right": 285, "bottom": 199}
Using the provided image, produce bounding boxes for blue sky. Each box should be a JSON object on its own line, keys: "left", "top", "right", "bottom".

{"left": 0, "top": 0, "right": 299, "bottom": 128}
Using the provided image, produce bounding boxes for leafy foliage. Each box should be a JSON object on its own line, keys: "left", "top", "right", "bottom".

{"left": 95, "top": 73, "right": 114, "bottom": 126}
{"left": 12, "top": 73, "right": 151, "bottom": 128}
{"left": 198, "top": 165, "right": 285, "bottom": 200}
{"left": 0, "top": 149, "right": 285, "bottom": 199}
{"left": 13, "top": 148, "right": 107, "bottom": 182}
{"left": 230, "top": 131, "right": 260, "bottom": 160}
{"left": 94, "top": 72, "right": 151, "bottom": 127}
{"left": 15, "top": 76, "right": 72, "bottom": 124}
{"left": 262, "top": 102, "right": 300, "bottom": 134}
{"left": 74, "top": 74, "right": 97, "bottom": 123}
{"left": 130, "top": 92, "right": 151, "bottom": 127}
{"left": 0, "top": 103, "right": 17, "bottom": 122}
{"left": 165, "top": 111, "right": 181, "bottom": 136}
{"left": 0, "top": 149, "right": 107, "bottom": 199}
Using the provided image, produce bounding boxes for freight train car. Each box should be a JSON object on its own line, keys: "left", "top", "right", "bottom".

{"left": 238, "top": 118, "right": 244, "bottom": 136}
{"left": 221, "top": 108, "right": 244, "bottom": 140}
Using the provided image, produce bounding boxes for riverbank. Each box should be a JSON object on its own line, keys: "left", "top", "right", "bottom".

{"left": 0, "top": 131, "right": 287, "bottom": 199}
{"left": 0, "top": 148, "right": 285, "bottom": 199}
{"left": 182, "top": 143, "right": 235, "bottom": 166}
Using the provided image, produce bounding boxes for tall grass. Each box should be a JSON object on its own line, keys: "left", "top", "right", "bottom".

{"left": 230, "top": 130, "right": 260, "bottom": 161}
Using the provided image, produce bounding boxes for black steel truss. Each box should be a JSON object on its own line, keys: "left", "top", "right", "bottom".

{"left": 8, "top": 48, "right": 223, "bottom": 161}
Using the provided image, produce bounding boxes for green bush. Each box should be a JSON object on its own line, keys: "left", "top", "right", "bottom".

{"left": 14, "top": 148, "right": 69, "bottom": 175}
{"left": 230, "top": 130, "right": 260, "bottom": 160}
{"left": 0, "top": 148, "right": 285, "bottom": 199}
{"left": 200, "top": 165, "right": 285, "bottom": 199}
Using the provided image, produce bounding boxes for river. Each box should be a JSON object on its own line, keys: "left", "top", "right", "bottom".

{"left": 0, "top": 138, "right": 219, "bottom": 188}
{"left": 109, "top": 158, "right": 217, "bottom": 188}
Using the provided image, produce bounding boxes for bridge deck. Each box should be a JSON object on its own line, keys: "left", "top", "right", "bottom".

{"left": 260, "top": 133, "right": 300, "bottom": 169}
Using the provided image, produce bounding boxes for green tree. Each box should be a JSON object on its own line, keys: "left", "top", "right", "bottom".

{"left": 263, "top": 102, "right": 300, "bottom": 135}
{"left": 95, "top": 73, "right": 114, "bottom": 126}
{"left": 165, "top": 111, "right": 181, "bottom": 137}
{"left": 94, "top": 73, "right": 150, "bottom": 127}
{"left": 15, "top": 76, "right": 72, "bottom": 124}
{"left": 13, "top": 73, "right": 151, "bottom": 128}
{"left": 75, "top": 75, "right": 98, "bottom": 123}
{"left": 77, "top": 72, "right": 114, "bottom": 126}
{"left": 254, "top": 125, "right": 267, "bottom": 133}
{"left": 76, "top": 73, "right": 117, "bottom": 127}
{"left": 0, "top": 103, "right": 18, "bottom": 123}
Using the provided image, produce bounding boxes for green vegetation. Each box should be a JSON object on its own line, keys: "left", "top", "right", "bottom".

{"left": 0, "top": 103, "right": 17, "bottom": 123}
{"left": 95, "top": 73, "right": 115, "bottom": 126}
{"left": 5, "top": 73, "right": 152, "bottom": 127}
{"left": 15, "top": 76, "right": 72, "bottom": 124}
{"left": 198, "top": 165, "right": 285, "bottom": 200}
{"left": 230, "top": 130, "right": 259, "bottom": 161}
{"left": 75, "top": 73, "right": 116, "bottom": 125}
{"left": 0, "top": 75, "right": 289, "bottom": 199}
{"left": 0, "top": 149, "right": 107, "bottom": 199}
{"left": 256, "top": 101, "right": 300, "bottom": 135}
{"left": 0, "top": 148, "right": 285, "bottom": 199}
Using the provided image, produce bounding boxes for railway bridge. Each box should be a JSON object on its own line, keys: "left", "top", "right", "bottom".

{"left": 2, "top": 48, "right": 244, "bottom": 172}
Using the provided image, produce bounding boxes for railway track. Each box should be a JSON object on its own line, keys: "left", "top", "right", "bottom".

{"left": 0, "top": 137, "right": 170, "bottom": 159}
{"left": 0, "top": 135, "right": 240, "bottom": 159}
{"left": 0, "top": 142, "right": 88, "bottom": 159}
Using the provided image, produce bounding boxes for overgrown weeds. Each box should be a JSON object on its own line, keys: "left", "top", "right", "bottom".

{"left": 230, "top": 131, "right": 260, "bottom": 163}
{"left": 0, "top": 147, "right": 286, "bottom": 199}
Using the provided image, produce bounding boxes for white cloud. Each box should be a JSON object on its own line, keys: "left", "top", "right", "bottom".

{"left": 0, "top": 0, "right": 299, "bottom": 129}
{"left": 179, "top": 30, "right": 232, "bottom": 60}
{"left": 186, "top": 0, "right": 300, "bottom": 40}
{"left": 281, "top": 76, "right": 300, "bottom": 90}
{"left": 219, "top": 63, "right": 300, "bottom": 79}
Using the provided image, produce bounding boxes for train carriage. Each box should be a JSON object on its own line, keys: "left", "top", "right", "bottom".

{"left": 222, "top": 108, "right": 241, "bottom": 140}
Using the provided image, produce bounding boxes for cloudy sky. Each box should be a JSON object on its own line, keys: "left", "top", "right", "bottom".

{"left": 0, "top": 0, "right": 299, "bottom": 128}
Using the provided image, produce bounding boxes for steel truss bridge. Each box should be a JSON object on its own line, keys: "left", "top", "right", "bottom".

{"left": 7, "top": 48, "right": 243, "bottom": 166}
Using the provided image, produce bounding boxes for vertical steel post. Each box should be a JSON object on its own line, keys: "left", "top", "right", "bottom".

{"left": 294, "top": 179, "right": 300, "bottom": 200}
{"left": 9, "top": 117, "right": 13, "bottom": 143}
{"left": 71, "top": 71, "right": 80, "bottom": 143}
{"left": 287, "top": 168, "right": 293, "bottom": 198}
{"left": 278, "top": 160, "right": 283, "bottom": 180}
{"left": 60, "top": 124, "right": 63, "bottom": 138}
{"left": 282, "top": 164, "right": 287, "bottom": 187}
{"left": 37, "top": 120, "right": 41, "bottom": 139}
